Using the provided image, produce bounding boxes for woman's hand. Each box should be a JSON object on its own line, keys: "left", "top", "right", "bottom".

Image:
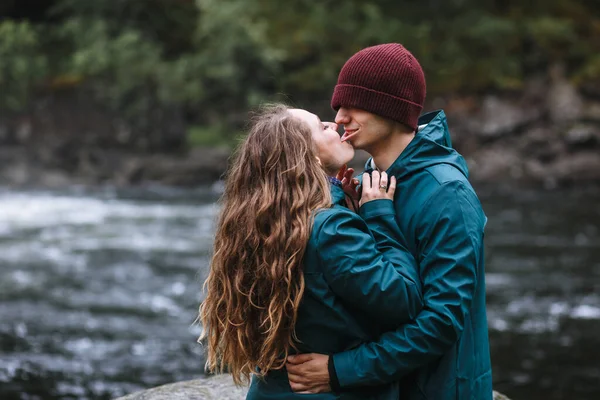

{"left": 360, "top": 170, "right": 396, "bottom": 207}
{"left": 336, "top": 164, "right": 360, "bottom": 211}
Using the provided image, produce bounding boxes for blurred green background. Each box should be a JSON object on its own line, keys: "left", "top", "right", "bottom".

{"left": 2, "top": 0, "right": 599, "bottom": 149}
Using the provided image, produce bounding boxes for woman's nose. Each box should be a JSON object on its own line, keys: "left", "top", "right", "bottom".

{"left": 326, "top": 122, "right": 338, "bottom": 131}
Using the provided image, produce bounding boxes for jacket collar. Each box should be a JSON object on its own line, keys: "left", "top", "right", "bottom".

{"left": 364, "top": 110, "right": 468, "bottom": 180}
{"left": 330, "top": 183, "right": 347, "bottom": 206}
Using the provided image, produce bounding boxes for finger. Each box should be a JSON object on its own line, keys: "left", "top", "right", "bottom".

{"left": 344, "top": 168, "right": 354, "bottom": 182}
{"left": 379, "top": 171, "right": 388, "bottom": 191}
{"left": 287, "top": 353, "right": 314, "bottom": 364}
{"left": 335, "top": 167, "right": 345, "bottom": 182}
{"left": 362, "top": 172, "right": 371, "bottom": 190}
{"left": 297, "top": 384, "right": 331, "bottom": 394}
{"left": 285, "top": 363, "right": 299, "bottom": 374}
{"left": 371, "top": 170, "right": 380, "bottom": 187}
{"left": 285, "top": 362, "right": 311, "bottom": 375}
{"left": 287, "top": 372, "right": 310, "bottom": 384}
{"left": 289, "top": 381, "right": 310, "bottom": 392}
{"left": 336, "top": 164, "right": 347, "bottom": 181}
{"left": 387, "top": 176, "right": 397, "bottom": 198}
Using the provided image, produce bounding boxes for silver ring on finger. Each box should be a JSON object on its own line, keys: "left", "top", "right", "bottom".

{"left": 379, "top": 184, "right": 388, "bottom": 190}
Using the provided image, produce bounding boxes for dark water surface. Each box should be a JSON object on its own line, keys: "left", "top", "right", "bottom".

{"left": 0, "top": 184, "right": 599, "bottom": 400}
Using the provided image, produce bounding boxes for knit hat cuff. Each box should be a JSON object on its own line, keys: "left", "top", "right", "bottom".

{"left": 331, "top": 84, "right": 422, "bottom": 131}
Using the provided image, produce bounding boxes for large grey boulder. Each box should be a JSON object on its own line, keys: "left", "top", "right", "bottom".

{"left": 115, "top": 374, "right": 248, "bottom": 400}
{"left": 114, "top": 374, "right": 512, "bottom": 400}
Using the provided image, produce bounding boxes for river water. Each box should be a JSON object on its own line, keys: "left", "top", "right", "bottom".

{"left": 0, "top": 184, "right": 598, "bottom": 400}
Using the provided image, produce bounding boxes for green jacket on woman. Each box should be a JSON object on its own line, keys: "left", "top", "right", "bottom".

{"left": 246, "top": 184, "right": 423, "bottom": 400}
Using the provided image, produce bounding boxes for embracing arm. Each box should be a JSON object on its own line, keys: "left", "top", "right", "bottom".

{"left": 287, "top": 172, "right": 423, "bottom": 393}
{"left": 315, "top": 200, "right": 422, "bottom": 326}
{"left": 332, "top": 181, "right": 485, "bottom": 388}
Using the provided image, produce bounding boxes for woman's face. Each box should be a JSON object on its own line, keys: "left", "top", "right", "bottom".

{"left": 288, "top": 109, "right": 354, "bottom": 175}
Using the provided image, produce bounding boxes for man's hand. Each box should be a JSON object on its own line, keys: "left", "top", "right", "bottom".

{"left": 286, "top": 353, "right": 331, "bottom": 393}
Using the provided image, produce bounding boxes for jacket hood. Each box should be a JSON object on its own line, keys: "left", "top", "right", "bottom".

{"left": 366, "top": 110, "right": 469, "bottom": 180}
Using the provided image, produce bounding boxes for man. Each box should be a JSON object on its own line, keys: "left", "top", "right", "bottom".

{"left": 286, "top": 43, "right": 492, "bottom": 399}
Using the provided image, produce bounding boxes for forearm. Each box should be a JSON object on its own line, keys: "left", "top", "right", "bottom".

{"left": 333, "top": 308, "right": 461, "bottom": 388}
{"left": 359, "top": 199, "right": 410, "bottom": 251}
{"left": 358, "top": 200, "right": 422, "bottom": 318}
{"left": 330, "top": 182, "right": 484, "bottom": 389}
{"left": 318, "top": 206, "right": 423, "bottom": 325}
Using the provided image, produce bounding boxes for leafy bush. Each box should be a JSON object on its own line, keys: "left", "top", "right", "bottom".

{"left": 1, "top": 0, "right": 599, "bottom": 140}
{"left": 0, "top": 21, "right": 48, "bottom": 110}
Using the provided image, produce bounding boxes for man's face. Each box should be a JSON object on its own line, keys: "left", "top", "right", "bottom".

{"left": 335, "top": 107, "right": 396, "bottom": 151}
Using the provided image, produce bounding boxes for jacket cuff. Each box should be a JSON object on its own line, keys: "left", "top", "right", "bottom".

{"left": 359, "top": 199, "right": 395, "bottom": 220}
{"left": 328, "top": 355, "right": 342, "bottom": 392}
{"left": 331, "top": 351, "right": 355, "bottom": 389}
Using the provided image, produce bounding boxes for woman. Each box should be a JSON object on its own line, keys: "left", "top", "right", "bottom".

{"left": 199, "top": 104, "right": 422, "bottom": 399}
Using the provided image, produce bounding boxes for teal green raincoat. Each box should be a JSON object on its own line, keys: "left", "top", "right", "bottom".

{"left": 246, "top": 184, "right": 423, "bottom": 399}
{"left": 331, "top": 110, "right": 492, "bottom": 400}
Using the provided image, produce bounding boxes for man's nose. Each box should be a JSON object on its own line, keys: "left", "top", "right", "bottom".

{"left": 335, "top": 108, "right": 350, "bottom": 125}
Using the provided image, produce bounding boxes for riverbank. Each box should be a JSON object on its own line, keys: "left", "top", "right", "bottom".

{"left": 113, "top": 374, "right": 512, "bottom": 400}
{"left": 1, "top": 72, "right": 599, "bottom": 189}
{"left": 0, "top": 145, "right": 231, "bottom": 188}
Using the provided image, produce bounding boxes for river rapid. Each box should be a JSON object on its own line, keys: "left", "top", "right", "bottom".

{"left": 1, "top": 185, "right": 599, "bottom": 400}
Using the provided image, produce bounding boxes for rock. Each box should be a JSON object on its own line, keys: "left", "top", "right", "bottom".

{"left": 564, "top": 124, "right": 600, "bottom": 147}
{"left": 15, "top": 119, "right": 33, "bottom": 143}
{"left": 114, "top": 375, "right": 248, "bottom": 400}
{"left": 493, "top": 391, "right": 512, "bottom": 400}
{"left": 1, "top": 90, "right": 187, "bottom": 152}
{"left": 546, "top": 64, "right": 584, "bottom": 124}
{"left": 471, "top": 96, "right": 542, "bottom": 139}
{"left": 582, "top": 102, "right": 600, "bottom": 123}
{"left": 2, "top": 85, "right": 600, "bottom": 189}
{"left": 113, "top": 375, "right": 512, "bottom": 400}
{"left": 518, "top": 126, "right": 564, "bottom": 163}
{"left": 547, "top": 152, "right": 600, "bottom": 183}
{"left": 130, "top": 147, "right": 231, "bottom": 186}
{"left": 467, "top": 147, "right": 523, "bottom": 182}
{"left": 1, "top": 161, "right": 31, "bottom": 186}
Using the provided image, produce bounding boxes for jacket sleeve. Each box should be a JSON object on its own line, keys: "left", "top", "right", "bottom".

{"left": 359, "top": 199, "right": 413, "bottom": 268}
{"left": 315, "top": 200, "right": 422, "bottom": 326}
{"left": 332, "top": 181, "right": 486, "bottom": 388}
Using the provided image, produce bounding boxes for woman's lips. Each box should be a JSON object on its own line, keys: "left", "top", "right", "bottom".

{"left": 341, "top": 129, "right": 358, "bottom": 142}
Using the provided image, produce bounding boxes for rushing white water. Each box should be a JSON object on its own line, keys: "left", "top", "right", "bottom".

{"left": 1, "top": 185, "right": 599, "bottom": 400}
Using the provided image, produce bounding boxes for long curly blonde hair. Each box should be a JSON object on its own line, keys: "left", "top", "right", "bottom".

{"left": 199, "top": 104, "right": 332, "bottom": 385}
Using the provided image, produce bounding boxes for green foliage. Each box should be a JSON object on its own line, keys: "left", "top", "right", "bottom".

{"left": 57, "top": 18, "right": 203, "bottom": 116}
{"left": 0, "top": 21, "right": 48, "bottom": 110}
{"left": 187, "top": 125, "right": 242, "bottom": 148}
{"left": 574, "top": 55, "right": 600, "bottom": 84}
{"left": 1, "top": 0, "right": 600, "bottom": 140}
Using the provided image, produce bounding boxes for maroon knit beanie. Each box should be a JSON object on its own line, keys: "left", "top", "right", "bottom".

{"left": 331, "top": 43, "right": 426, "bottom": 131}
